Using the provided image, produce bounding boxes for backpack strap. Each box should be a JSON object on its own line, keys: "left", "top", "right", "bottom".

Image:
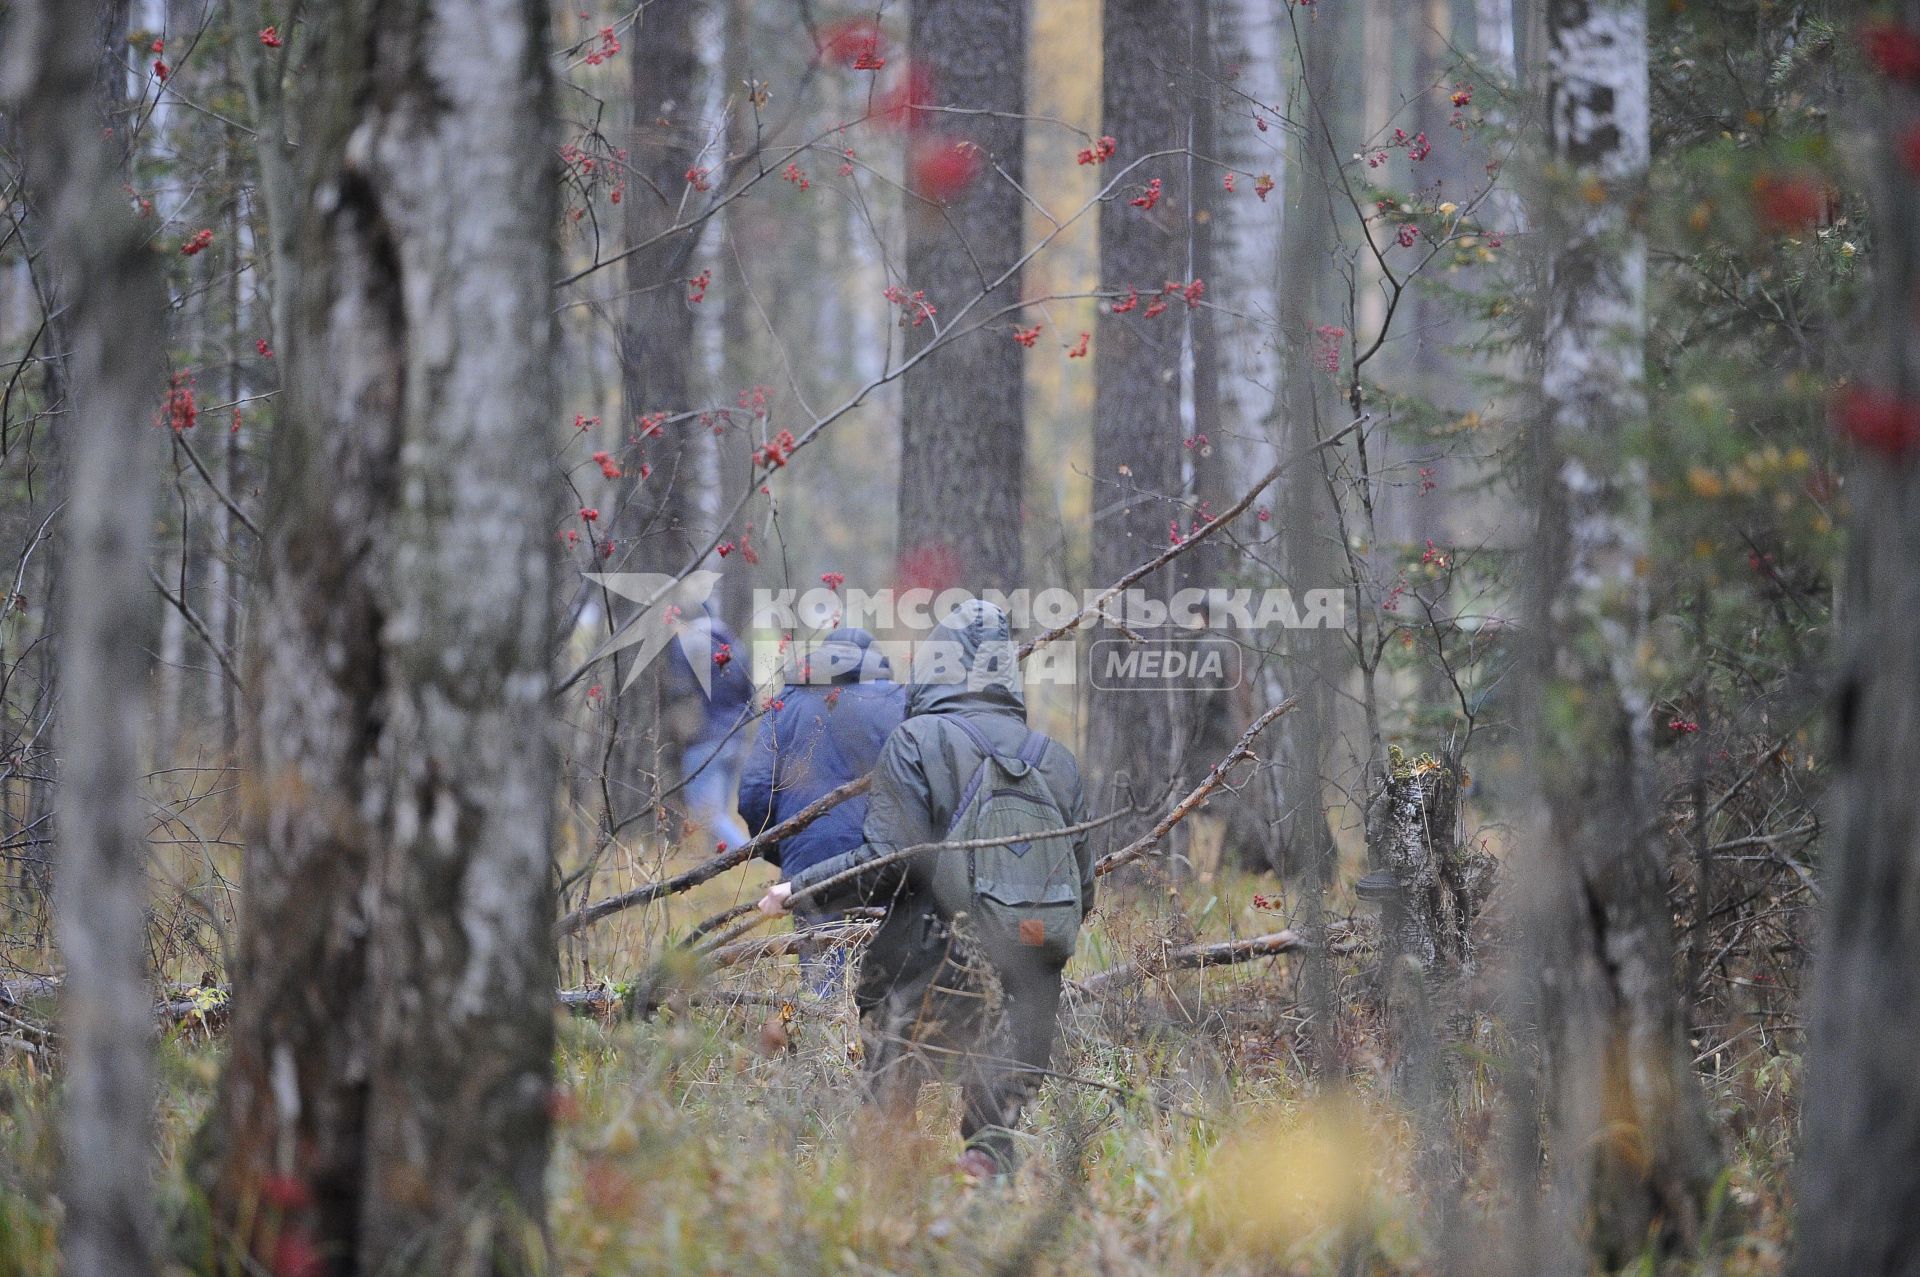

{"left": 943, "top": 714, "right": 1000, "bottom": 837}
{"left": 945, "top": 713, "right": 998, "bottom": 758}
{"left": 1017, "top": 731, "right": 1048, "bottom": 767}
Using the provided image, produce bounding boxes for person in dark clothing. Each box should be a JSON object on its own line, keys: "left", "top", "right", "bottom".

{"left": 757, "top": 601, "right": 1093, "bottom": 1176}
{"left": 737, "top": 627, "right": 904, "bottom": 994}
{"left": 663, "top": 612, "right": 756, "bottom": 848}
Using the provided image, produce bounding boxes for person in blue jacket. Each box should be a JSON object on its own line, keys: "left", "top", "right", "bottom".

{"left": 738, "top": 626, "right": 904, "bottom": 993}
{"left": 664, "top": 612, "right": 757, "bottom": 850}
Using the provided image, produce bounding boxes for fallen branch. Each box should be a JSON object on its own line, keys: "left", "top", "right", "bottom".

{"left": 1071, "top": 929, "right": 1308, "bottom": 996}
{"left": 558, "top": 986, "right": 835, "bottom": 1018}
{"left": 689, "top": 810, "right": 1132, "bottom": 955}
{"left": 555, "top": 775, "right": 870, "bottom": 936}
{"left": 703, "top": 920, "right": 880, "bottom": 969}
{"left": 147, "top": 977, "right": 846, "bottom": 1033}
{"left": 677, "top": 693, "right": 1291, "bottom": 958}
{"left": 32, "top": 925, "right": 1320, "bottom": 1044}
{"left": 687, "top": 695, "right": 1291, "bottom": 957}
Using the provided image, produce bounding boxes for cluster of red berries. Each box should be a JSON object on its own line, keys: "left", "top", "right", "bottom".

{"left": 882, "top": 285, "right": 936, "bottom": 328}
{"left": 163, "top": 370, "right": 197, "bottom": 432}
{"left": 755, "top": 429, "right": 798, "bottom": 469}
{"left": 1076, "top": 135, "right": 1117, "bottom": 166}
{"left": 583, "top": 26, "right": 620, "bottom": 65}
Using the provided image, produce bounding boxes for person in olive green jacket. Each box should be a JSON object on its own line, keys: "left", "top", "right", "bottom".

{"left": 758, "top": 600, "right": 1093, "bottom": 1175}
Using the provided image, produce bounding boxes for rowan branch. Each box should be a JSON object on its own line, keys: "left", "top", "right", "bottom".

{"left": 688, "top": 809, "right": 1134, "bottom": 956}
{"left": 554, "top": 774, "right": 869, "bottom": 936}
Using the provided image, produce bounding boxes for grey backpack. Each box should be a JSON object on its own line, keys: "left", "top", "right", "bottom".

{"left": 927, "top": 717, "right": 1083, "bottom": 966}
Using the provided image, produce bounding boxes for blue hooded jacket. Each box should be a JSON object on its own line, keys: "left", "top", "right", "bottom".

{"left": 663, "top": 614, "right": 755, "bottom": 741}
{"left": 737, "top": 627, "right": 905, "bottom": 879}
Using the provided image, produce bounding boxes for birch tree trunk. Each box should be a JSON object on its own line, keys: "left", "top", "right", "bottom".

{"left": 7, "top": 0, "right": 134, "bottom": 935}
{"left": 3, "top": 5, "right": 166, "bottom": 1275}
{"left": 897, "top": 0, "right": 1028, "bottom": 593}
{"left": 200, "top": 3, "right": 560, "bottom": 1272}
{"left": 1528, "top": 0, "right": 1717, "bottom": 1263}
{"left": 1792, "top": 3, "right": 1920, "bottom": 1268}
{"left": 1091, "top": 0, "right": 1189, "bottom": 832}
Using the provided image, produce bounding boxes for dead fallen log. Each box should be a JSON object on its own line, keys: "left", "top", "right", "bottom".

{"left": 0, "top": 976, "right": 62, "bottom": 1006}
{"left": 1070, "top": 929, "right": 1308, "bottom": 996}
{"left": 143, "top": 974, "right": 849, "bottom": 1035}
{"left": 559, "top": 986, "right": 835, "bottom": 1019}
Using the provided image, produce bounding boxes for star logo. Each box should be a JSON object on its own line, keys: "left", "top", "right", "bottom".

{"left": 577, "top": 570, "right": 724, "bottom": 695}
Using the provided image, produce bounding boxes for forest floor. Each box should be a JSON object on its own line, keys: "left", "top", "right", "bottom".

{"left": 0, "top": 868, "right": 1799, "bottom": 1276}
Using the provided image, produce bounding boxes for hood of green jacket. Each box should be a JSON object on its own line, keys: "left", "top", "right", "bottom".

{"left": 905, "top": 599, "right": 1024, "bottom": 719}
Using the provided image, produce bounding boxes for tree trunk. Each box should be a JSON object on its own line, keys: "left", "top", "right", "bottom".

{"left": 1363, "top": 750, "right": 1494, "bottom": 972}
{"left": 3, "top": 3, "right": 166, "bottom": 1274}
{"left": 1177, "top": 0, "right": 1247, "bottom": 861}
{"left": 1792, "top": 4, "right": 1920, "bottom": 1269}
{"left": 1476, "top": 0, "right": 1516, "bottom": 78}
{"left": 1090, "top": 0, "right": 1190, "bottom": 835}
{"left": 618, "top": 0, "right": 704, "bottom": 578}
{"left": 6, "top": 0, "right": 134, "bottom": 936}
{"left": 712, "top": 0, "right": 760, "bottom": 635}
{"left": 609, "top": 0, "right": 707, "bottom": 826}
{"left": 1527, "top": 0, "right": 1717, "bottom": 1263}
{"left": 896, "top": 0, "right": 1028, "bottom": 593}
{"left": 1270, "top": 1, "right": 1338, "bottom": 886}
{"left": 199, "top": 3, "right": 560, "bottom": 1272}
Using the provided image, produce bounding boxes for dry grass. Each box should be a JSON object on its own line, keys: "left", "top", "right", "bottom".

{"left": 0, "top": 856, "right": 1801, "bottom": 1276}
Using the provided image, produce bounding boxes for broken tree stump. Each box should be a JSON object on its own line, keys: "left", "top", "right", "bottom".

{"left": 1361, "top": 746, "right": 1496, "bottom": 972}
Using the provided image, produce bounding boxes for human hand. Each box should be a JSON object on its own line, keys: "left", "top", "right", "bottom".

{"left": 757, "top": 881, "right": 793, "bottom": 917}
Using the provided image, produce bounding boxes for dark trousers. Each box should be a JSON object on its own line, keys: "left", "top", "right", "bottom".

{"left": 854, "top": 907, "right": 1064, "bottom": 1169}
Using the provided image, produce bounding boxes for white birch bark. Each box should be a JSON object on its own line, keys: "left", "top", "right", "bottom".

{"left": 1529, "top": 0, "right": 1716, "bottom": 1265}
{"left": 203, "top": 2, "right": 561, "bottom": 1270}
{"left": 2, "top": 4, "right": 168, "bottom": 1275}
